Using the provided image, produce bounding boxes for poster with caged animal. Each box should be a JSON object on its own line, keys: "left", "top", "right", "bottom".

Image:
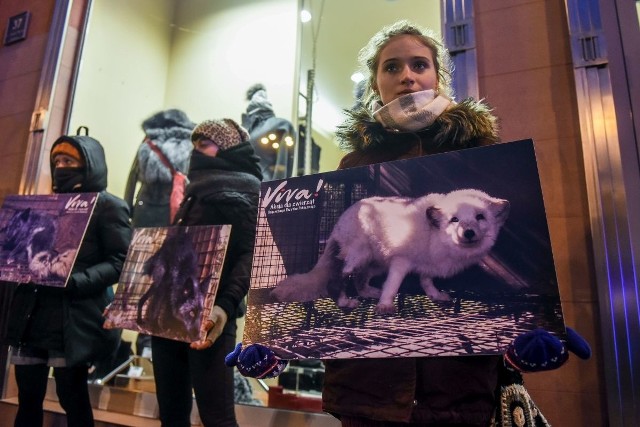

{"left": 104, "top": 225, "right": 231, "bottom": 343}
{"left": 244, "top": 139, "right": 567, "bottom": 360}
{"left": 0, "top": 193, "right": 98, "bottom": 287}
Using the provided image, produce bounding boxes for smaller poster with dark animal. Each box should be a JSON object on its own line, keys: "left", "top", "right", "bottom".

{"left": 245, "top": 139, "right": 567, "bottom": 360}
{"left": 104, "top": 225, "right": 231, "bottom": 343}
{"left": 0, "top": 193, "right": 98, "bottom": 287}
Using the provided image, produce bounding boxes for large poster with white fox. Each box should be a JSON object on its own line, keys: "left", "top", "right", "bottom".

{"left": 244, "top": 139, "right": 566, "bottom": 359}
{"left": 104, "top": 225, "right": 231, "bottom": 343}
{"left": 0, "top": 193, "right": 98, "bottom": 287}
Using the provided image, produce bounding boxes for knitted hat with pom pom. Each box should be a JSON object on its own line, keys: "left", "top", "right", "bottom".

{"left": 245, "top": 83, "right": 274, "bottom": 116}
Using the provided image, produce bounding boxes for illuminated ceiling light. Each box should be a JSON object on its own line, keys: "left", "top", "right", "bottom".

{"left": 272, "top": 142, "right": 280, "bottom": 149}
{"left": 260, "top": 137, "right": 269, "bottom": 144}
{"left": 300, "top": 9, "right": 312, "bottom": 23}
{"left": 284, "top": 135, "right": 294, "bottom": 146}
{"left": 351, "top": 72, "right": 365, "bottom": 83}
{"left": 268, "top": 133, "right": 277, "bottom": 141}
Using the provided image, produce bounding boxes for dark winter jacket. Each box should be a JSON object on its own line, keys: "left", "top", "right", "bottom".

{"left": 124, "top": 109, "right": 195, "bottom": 227}
{"left": 322, "top": 99, "right": 502, "bottom": 425}
{"left": 174, "top": 143, "right": 262, "bottom": 325}
{"left": 5, "top": 135, "right": 132, "bottom": 367}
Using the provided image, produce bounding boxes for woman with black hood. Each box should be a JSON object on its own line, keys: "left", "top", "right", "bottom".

{"left": 150, "top": 118, "right": 262, "bottom": 427}
{"left": 5, "top": 133, "right": 132, "bottom": 427}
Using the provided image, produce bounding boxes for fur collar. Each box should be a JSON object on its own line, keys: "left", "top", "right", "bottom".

{"left": 336, "top": 98, "right": 499, "bottom": 152}
{"left": 138, "top": 126, "right": 194, "bottom": 185}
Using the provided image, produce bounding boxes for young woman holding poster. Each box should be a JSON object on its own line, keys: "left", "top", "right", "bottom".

{"left": 228, "top": 20, "right": 591, "bottom": 427}
{"left": 321, "top": 20, "right": 501, "bottom": 427}
{"left": 150, "top": 118, "right": 262, "bottom": 427}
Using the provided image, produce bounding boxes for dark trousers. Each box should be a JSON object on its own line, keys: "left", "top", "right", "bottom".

{"left": 151, "top": 324, "right": 237, "bottom": 427}
{"left": 14, "top": 364, "right": 94, "bottom": 427}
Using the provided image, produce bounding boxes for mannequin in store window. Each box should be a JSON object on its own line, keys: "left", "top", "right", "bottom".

{"left": 241, "top": 84, "right": 299, "bottom": 180}
{"left": 124, "top": 108, "right": 195, "bottom": 354}
{"left": 124, "top": 108, "right": 195, "bottom": 228}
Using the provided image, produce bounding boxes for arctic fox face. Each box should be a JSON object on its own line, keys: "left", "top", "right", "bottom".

{"left": 427, "top": 189, "right": 509, "bottom": 253}
{"left": 271, "top": 188, "right": 510, "bottom": 314}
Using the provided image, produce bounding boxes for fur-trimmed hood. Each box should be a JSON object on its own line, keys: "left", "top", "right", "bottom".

{"left": 142, "top": 109, "right": 195, "bottom": 133}
{"left": 137, "top": 109, "right": 195, "bottom": 185}
{"left": 336, "top": 98, "right": 499, "bottom": 152}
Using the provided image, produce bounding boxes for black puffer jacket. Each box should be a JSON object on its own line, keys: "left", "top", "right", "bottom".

{"left": 174, "top": 143, "right": 262, "bottom": 325}
{"left": 322, "top": 99, "right": 502, "bottom": 425}
{"left": 5, "top": 135, "right": 132, "bottom": 367}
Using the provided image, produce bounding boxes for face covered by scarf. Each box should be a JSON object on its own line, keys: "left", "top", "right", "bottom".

{"left": 372, "top": 89, "right": 453, "bottom": 132}
{"left": 53, "top": 167, "right": 86, "bottom": 193}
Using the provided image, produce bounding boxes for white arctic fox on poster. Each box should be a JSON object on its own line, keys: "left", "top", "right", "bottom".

{"left": 271, "top": 188, "right": 510, "bottom": 314}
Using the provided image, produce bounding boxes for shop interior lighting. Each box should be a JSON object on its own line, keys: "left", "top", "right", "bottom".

{"left": 351, "top": 72, "right": 364, "bottom": 83}
{"left": 284, "top": 135, "right": 294, "bottom": 146}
